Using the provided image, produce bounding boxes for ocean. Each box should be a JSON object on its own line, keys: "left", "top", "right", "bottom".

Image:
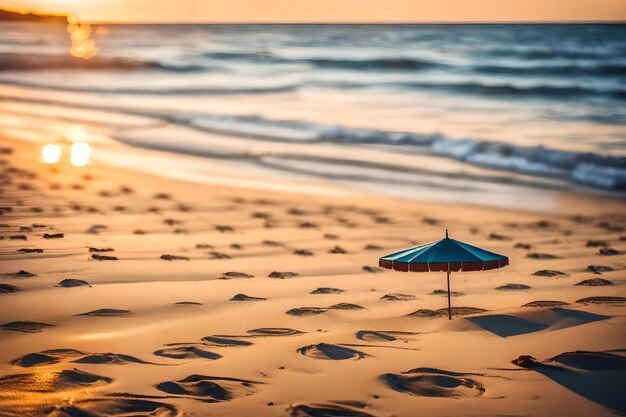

{"left": 1, "top": 23, "right": 625, "bottom": 207}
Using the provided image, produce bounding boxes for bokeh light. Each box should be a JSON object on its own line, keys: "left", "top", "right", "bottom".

{"left": 71, "top": 142, "right": 91, "bottom": 167}
{"left": 67, "top": 15, "right": 98, "bottom": 59}
{"left": 41, "top": 144, "right": 62, "bottom": 164}
{"left": 67, "top": 125, "right": 88, "bottom": 142}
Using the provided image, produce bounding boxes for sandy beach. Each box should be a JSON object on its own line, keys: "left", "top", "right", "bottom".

{"left": 0, "top": 133, "right": 625, "bottom": 417}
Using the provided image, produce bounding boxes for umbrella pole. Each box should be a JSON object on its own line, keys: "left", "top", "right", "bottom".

{"left": 446, "top": 270, "right": 452, "bottom": 320}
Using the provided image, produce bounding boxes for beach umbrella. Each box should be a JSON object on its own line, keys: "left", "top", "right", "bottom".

{"left": 379, "top": 230, "right": 509, "bottom": 320}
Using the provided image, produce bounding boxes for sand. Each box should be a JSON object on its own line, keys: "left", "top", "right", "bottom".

{"left": 0, "top": 137, "right": 625, "bottom": 417}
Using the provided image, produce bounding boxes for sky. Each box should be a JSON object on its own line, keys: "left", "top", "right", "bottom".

{"left": 1, "top": 0, "right": 625, "bottom": 23}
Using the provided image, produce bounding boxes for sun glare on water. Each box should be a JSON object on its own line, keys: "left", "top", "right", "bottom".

{"left": 41, "top": 144, "right": 62, "bottom": 164}
{"left": 71, "top": 142, "right": 91, "bottom": 167}
{"left": 67, "top": 15, "right": 98, "bottom": 59}
{"left": 67, "top": 125, "right": 88, "bottom": 142}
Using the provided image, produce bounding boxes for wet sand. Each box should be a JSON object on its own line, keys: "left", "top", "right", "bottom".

{"left": 0, "top": 137, "right": 625, "bottom": 417}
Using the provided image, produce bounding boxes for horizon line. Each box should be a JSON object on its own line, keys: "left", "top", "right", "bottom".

{"left": 79, "top": 20, "right": 626, "bottom": 25}
{"left": 1, "top": 8, "right": 625, "bottom": 25}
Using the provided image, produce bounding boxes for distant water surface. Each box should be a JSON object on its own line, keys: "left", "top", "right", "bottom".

{"left": 0, "top": 23, "right": 625, "bottom": 201}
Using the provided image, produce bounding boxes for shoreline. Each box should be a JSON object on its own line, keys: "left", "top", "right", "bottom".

{"left": 1, "top": 91, "right": 625, "bottom": 215}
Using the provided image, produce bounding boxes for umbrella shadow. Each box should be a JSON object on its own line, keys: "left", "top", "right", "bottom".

{"left": 466, "top": 308, "right": 609, "bottom": 338}
{"left": 532, "top": 352, "right": 626, "bottom": 414}
{"left": 466, "top": 315, "right": 548, "bottom": 337}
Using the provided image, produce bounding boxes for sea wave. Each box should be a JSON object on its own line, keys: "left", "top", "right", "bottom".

{"left": 308, "top": 79, "right": 626, "bottom": 101}
{"left": 202, "top": 51, "right": 440, "bottom": 70}
{"left": 398, "top": 81, "right": 626, "bottom": 101}
{"left": 0, "top": 78, "right": 297, "bottom": 95}
{"left": 481, "top": 47, "right": 612, "bottom": 61}
{"left": 171, "top": 112, "right": 626, "bottom": 190}
{"left": 474, "top": 63, "right": 626, "bottom": 77}
{"left": 170, "top": 113, "right": 438, "bottom": 144}
{"left": 0, "top": 52, "right": 159, "bottom": 71}
{"left": 0, "top": 52, "right": 221, "bottom": 73}
{"left": 431, "top": 137, "right": 626, "bottom": 190}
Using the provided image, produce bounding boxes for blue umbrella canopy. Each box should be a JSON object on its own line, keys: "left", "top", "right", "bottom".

{"left": 379, "top": 230, "right": 508, "bottom": 273}
{"left": 379, "top": 230, "right": 508, "bottom": 320}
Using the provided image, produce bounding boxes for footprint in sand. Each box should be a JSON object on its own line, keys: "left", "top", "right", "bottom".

{"left": 522, "top": 300, "right": 569, "bottom": 307}
{"left": 154, "top": 345, "right": 222, "bottom": 360}
{"left": 587, "top": 265, "right": 613, "bottom": 274}
{"left": 287, "top": 303, "right": 364, "bottom": 316}
{"left": 42, "top": 233, "right": 64, "bottom": 239}
{"left": 263, "top": 240, "right": 283, "bottom": 247}
{"left": 92, "top": 254, "right": 118, "bottom": 261}
{"left": 153, "top": 192, "right": 171, "bottom": 200}
{"left": 77, "top": 309, "right": 134, "bottom": 317}
{"left": 11, "top": 349, "right": 152, "bottom": 367}
{"left": 380, "top": 367, "right": 485, "bottom": 397}
{"left": 514, "top": 242, "right": 532, "bottom": 249}
{"left": 51, "top": 397, "right": 181, "bottom": 417}
{"left": 533, "top": 270, "right": 568, "bottom": 277}
{"left": 230, "top": 294, "right": 266, "bottom": 302}
{"left": 527, "top": 253, "right": 560, "bottom": 259}
{"left": 221, "top": 271, "right": 253, "bottom": 279}
{"left": 431, "top": 289, "right": 465, "bottom": 297}
{"left": 0, "top": 283, "right": 21, "bottom": 293}
{"left": 15, "top": 248, "right": 43, "bottom": 254}
{"left": 575, "top": 278, "right": 614, "bottom": 286}
{"left": 201, "top": 336, "right": 254, "bottom": 347}
{"left": 160, "top": 254, "right": 189, "bottom": 261}
{"left": 329, "top": 246, "right": 347, "bottom": 254}
{"left": 246, "top": 328, "right": 304, "bottom": 337}
{"left": 311, "top": 287, "right": 344, "bottom": 294}
{"left": 576, "top": 296, "right": 626, "bottom": 304}
{"left": 496, "top": 283, "right": 531, "bottom": 291}
{"left": 3, "top": 270, "right": 36, "bottom": 278}
{"left": 287, "top": 307, "right": 328, "bottom": 316}
{"left": 298, "top": 343, "right": 369, "bottom": 360}
{"left": 155, "top": 375, "right": 262, "bottom": 402}
{"left": 209, "top": 251, "right": 231, "bottom": 259}
{"left": 407, "top": 307, "right": 487, "bottom": 318}
{"left": 1, "top": 321, "right": 54, "bottom": 333}
{"left": 75, "top": 353, "right": 152, "bottom": 365}
{"left": 11, "top": 349, "right": 83, "bottom": 367}
{"left": 356, "top": 330, "right": 418, "bottom": 342}
{"left": 598, "top": 248, "right": 620, "bottom": 256}
{"left": 56, "top": 278, "right": 91, "bottom": 288}
{"left": 362, "top": 266, "right": 384, "bottom": 273}
{"left": 269, "top": 271, "right": 299, "bottom": 279}
{"left": 0, "top": 369, "right": 111, "bottom": 392}
{"left": 380, "top": 293, "right": 415, "bottom": 301}
{"left": 175, "top": 301, "right": 203, "bottom": 306}
{"left": 287, "top": 403, "right": 376, "bottom": 417}
{"left": 88, "top": 246, "right": 114, "bottom": 253}
{"left": 488, "top": 233, "right": 512, "bottom": 241}
{"left": 329, "top": 303, "right": 365, "bottom": 310}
